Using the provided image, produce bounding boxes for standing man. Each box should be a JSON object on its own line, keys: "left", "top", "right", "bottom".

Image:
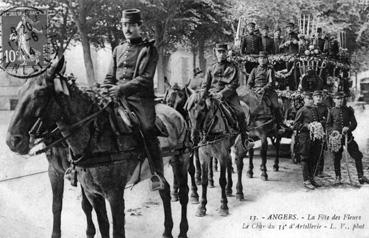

{"left": 293, "top": 92, "right": 322, "bottom": 189}
{"left": 273, "top": 27, "right": 282, "bottom": 54}
{"left": 313, "top": 90, "right": 328, "bottom": 177}
{"left": 326, "top": 91, "right": 369, "bottom": 185}
{"left": 202, "top": 43, "right": 249, "bottom": 149}
{"left": 248, "top": 51, "right": 283, "bottom": 127}
{"left": 280, "top": 22, "right": 299, "bottom": 54}
{"left": 261, "top": 25, "right": 275, "bottom": 55}
{"left": 241, "top": 22, "right": 262, "bottom": 55}
{"left": 104, "top": 9, "right": 164, "bottom": 190}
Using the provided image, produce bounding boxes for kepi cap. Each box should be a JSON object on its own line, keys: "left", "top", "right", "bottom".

{"left": 121, "top": 9, "right": 142, "bottom": 24}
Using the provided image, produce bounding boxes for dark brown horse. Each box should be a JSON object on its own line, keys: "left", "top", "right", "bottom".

{"left": 6, "top": 59, "right": 190, "bottom": 238}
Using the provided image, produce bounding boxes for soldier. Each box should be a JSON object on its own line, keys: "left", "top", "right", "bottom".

{"left": 261, "top": 25, "right": 275, "bottom": 55}
{"left": 313, "top": 90, "right": 328, "bottom": 177}
{"left": 202, "top": 43, "right": 249, "bottom": 148}
{"left": 323, "top": 33, "right": 339, "bottom": 59}
{"left": 293, "top": 92, "right": 322, "bottom": 189}
{"left": 326, "top": 91, "right": 369, "bottom": 185}
{"left": 280, "top": 22, "right": 299, "bottom": 54}
{"left": 241, "top": 22, "right": 262, "bottom": 55}
{"left": 248, "top": 51, "right": 283, "bottom": 127}
{"left": 313, "top": 28, "right": 325, "bottom": 52}
{"left": 273, "top": 27, "right": 282, "bottom": 54}
{"left": 104, "top": 9, "right": 164, "bottom": 190}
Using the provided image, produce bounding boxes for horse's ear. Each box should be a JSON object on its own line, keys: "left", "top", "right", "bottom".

{"left": 185, "top": 77, "right": 192, "bottom": 87}
{"left": 164, "top": 76, "right": 171, "bottom": 88}
{"left": 53, "top": 76, "right": 70, "bottom": 96}
{"left": 163, "top": 88, "right": 169, "bottom": 103}
{"left": 185, "top": 86, "right": 194, "bottom": 98}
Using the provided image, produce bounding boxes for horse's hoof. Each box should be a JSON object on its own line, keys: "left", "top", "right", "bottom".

{"left": 195, "top": 207, "right": 206, "bottom": 217}
{"left": 196, "top": 179, "right": 201, "bottom": 185}
{"left": 261, "top": 174, "right": 268, "bottom": 181}
{"left": 226, "top": 189, "right": 233, "bottom": 197}
{"left": 178, "top": 234, "right": 188, "bottom": 238}
{"left": 86, "top": 235, "right": 94, "bottom": 238}
{"left": 273, "top": 166, "right": 279, "bottom": 172}
{"left": 51, "top": 233, "right": 61, "bottom": 238}
{"left": 247, "top": 171, "right": 253, "bottom": 178}
{"left": 171, "top": 194, "right": 179, "bottom": 202}
{"left": 236, "top": 193, "right": 244, "bottom": 201}
{"left": 219, "top": 208, "right": 229, "bottom": 216}
{"left": 162, "top": 233, "right": 174, "bottom": 238}
{"left": 190, "top": 195, "right": 199, "bottom": 204}
{"left": 209, "top": 181, "right": 215, "bottom": 188}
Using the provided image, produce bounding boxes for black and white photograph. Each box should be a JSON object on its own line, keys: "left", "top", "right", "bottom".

{"left": 1, "top": 0, "right": 369, "bottom": 237}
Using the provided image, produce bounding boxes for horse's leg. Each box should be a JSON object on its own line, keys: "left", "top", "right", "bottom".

{"left": 107, "top": 190, "right": 125, "bottom": 238}
{"left": 226, "top": 154, "right": 233, "bottom": 196}
{"left": 188, "top": 153, "right": 199, "bottom": 204}
{"left": 208, "top": 157, "right": 215, "bottom": 188}
{"left": 219, "top": 154, "right": 229, "bottom": 216}
{"left": 171, "top": 157, "right": 179, "bottom": 202}
{"left": 86, "top": 193, "right": 110, "bottom": 238}
{"left": 81, "top": 187, "right": 96, "bottom": 238}
{"left": 48, "top": 166, "right": 64, "bottom": 238}
{"left": 196, "top": 151, "right": 208, "bottom": 217}
{"left": 194, "top": 149, "right": 201, "bottom": 185}
{"left": 273, "top": 137, "right": 281, "bottom": 172}
{"left": 214, "top": 157, "right": 218, "bottom": 171}
{"left": 247, "top": 148, "right": 254, "bottom": 178}
{"left": 235, "top": 151, "right": 245, "bottom": 200}
{"left": 158, "top": 178, "right": 174, "bottom": 238}
{"left": 260, "top": 136, "right": 269, "bottom": 181}
{"left": 172, "top": 155, "right": 189, "bottom": 238}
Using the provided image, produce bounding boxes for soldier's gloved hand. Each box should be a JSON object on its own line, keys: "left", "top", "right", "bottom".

{"left": 342, "top": 127, "right": 350, "bottom": 135}
{"left": 107, "top": 85, "right": 121, "bottom": 98}
{"left": 212, "top": 93, "right": 223, "bottom": 100}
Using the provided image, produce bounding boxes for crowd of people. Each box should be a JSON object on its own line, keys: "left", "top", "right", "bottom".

{"left": 240, "top": 21, "right": 340, "bottom": 58}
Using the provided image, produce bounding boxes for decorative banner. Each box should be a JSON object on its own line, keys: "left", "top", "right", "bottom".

{"left": 0, "top": 6, "right": 56, "bottom": 78}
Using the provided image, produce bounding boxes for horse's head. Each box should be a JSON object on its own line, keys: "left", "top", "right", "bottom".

{"left": 6, "top": 57, "right": 66, "bottom": 154}
{"left": 184, "top": 92, "right": 211, "bottom": 144}
{"left": 164, "top": 83, "right": 187, "bottom": 108}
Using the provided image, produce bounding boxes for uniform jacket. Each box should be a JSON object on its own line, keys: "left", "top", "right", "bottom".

{"left": 261, "top": 36, "right": 275, "bottom": 55}
{"left": 248, "top": 65, "right": 275, "bottom": 89}
{"left": 293, "top": 105, "right": 319, "bottom": 133}
{"left": 202, "top": 60, "right": 239, "bottom": 99}
{"left": 315, "top": 103, "right": 328, "bottom": 128}
{"left": 241, "top": 32, "right": 262, "bottom": 55}
{"left": 104, "top": 38, "right": 158, "bottom": 98}
{"left": 281, "top": 32, "right": 299, "bottom": 54}
{"left": 326, "top": 106, "right": 357, "bottom": 138}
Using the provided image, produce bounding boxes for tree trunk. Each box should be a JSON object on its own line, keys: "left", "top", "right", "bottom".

{"left": 191, "top": 46, "right": 197, "bottom": 71}
{"left": 199, "top": 38, "right": 206, "bottom": 72}
{"left": 156, "top": 46, "right": 165, "bottom": 94}
{"left": 80, "top": 32, "right": 96, "bottom": 86}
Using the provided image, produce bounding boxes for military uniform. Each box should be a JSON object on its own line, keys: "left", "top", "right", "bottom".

{"left": 202, "top": 46, "right": 248, "bottom": 145}
{"left": 248, "top": 57, "right": 282, "bottom": 124}
{"left": 293, "top": 94, "right": 321, "bottom": 188}
{"left": 261, "top": 35, "right": 275, "bottom": 55}
{"left": 104, "top": 9, "right": 164, "bottom": 189}
{"left": 326, "top": 99, "right": 368, "bottom": 183}
{"left": 241, "top": 31, "right": 262, "bottom": 55}
{"left": 281, "top": 32, "right": 299, "bottom": 54}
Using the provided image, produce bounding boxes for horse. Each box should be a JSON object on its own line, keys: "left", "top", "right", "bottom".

{"left": 27, "top": 119, "right": 99, "bottom": 238}
{"left": 236, "top": 85, "right": 282, "bottom": 181}
{"left": 6, "top": 58, "right": 190, "bottom": 238}
{"left": 184, "top": 91, "right": 249, "bottom": 216}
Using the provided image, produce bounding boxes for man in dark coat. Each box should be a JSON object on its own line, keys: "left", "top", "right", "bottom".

{"left": 261, "top": 25, "right": 275, "bottom": 55}
{"left": 313, "top": 90, "right": 328, "bottom": 177}
{"left": 293, "top": 92, "right": 322, "bottom": 189}
{"left": 280, "top": 22, "right": 299, "bottom": 54}
{"left": 248, "top": 51, "right": 283, "bottom": 126}
{"left": 202, "top": 43, "right": 249, "bottom": 148}
{"left": 104, "top": 9, "right": 164, "bottom": 190}
{"left": 313, "top": 28, "right": 325, "bottom": 52}
{"left": 326, "top": 91, "right": 369, "bottom": 185}
{"left": 241, "top": 22, "right": 262, "bottom": 55}
{"left": 273, "top": 27, "right": 282, "bottom": 54}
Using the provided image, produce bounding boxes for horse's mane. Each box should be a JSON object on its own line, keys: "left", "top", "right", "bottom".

{"left": 184, "top": 91, "right": 202, "bottom": 111}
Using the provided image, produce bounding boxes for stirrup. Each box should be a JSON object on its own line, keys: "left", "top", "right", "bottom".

{"left": 150, "top": 173, "right": 166, "bottom": 191}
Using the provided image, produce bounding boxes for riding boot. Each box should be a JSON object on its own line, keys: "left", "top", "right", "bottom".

{"left": 144, "top": 136, "right": 166, "bottom": 191}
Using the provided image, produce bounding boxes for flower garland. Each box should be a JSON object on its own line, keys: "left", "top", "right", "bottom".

{"left": 328, "top": 130, "right": 342, "bottom": 152}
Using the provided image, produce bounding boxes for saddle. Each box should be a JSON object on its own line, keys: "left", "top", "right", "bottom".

{"left": 212, "top": 98, "right": 238, "bottom": 132}
{"left": 109, "top": 102, "right": 169, "bottom": 137}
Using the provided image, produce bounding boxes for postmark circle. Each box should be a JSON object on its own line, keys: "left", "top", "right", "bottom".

{"left": 0, "top": 6, "right": 61, "bottom": 79}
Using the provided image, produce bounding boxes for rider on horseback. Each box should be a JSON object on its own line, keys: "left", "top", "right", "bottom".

{"left": 201, "top": 43, "right": 249, "bottom": 149}
{"left": 248, "top": 51, "right": 283, "bottom": 130}
{"left": 104, "top": 9, "right": 165, "bottom": 190}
